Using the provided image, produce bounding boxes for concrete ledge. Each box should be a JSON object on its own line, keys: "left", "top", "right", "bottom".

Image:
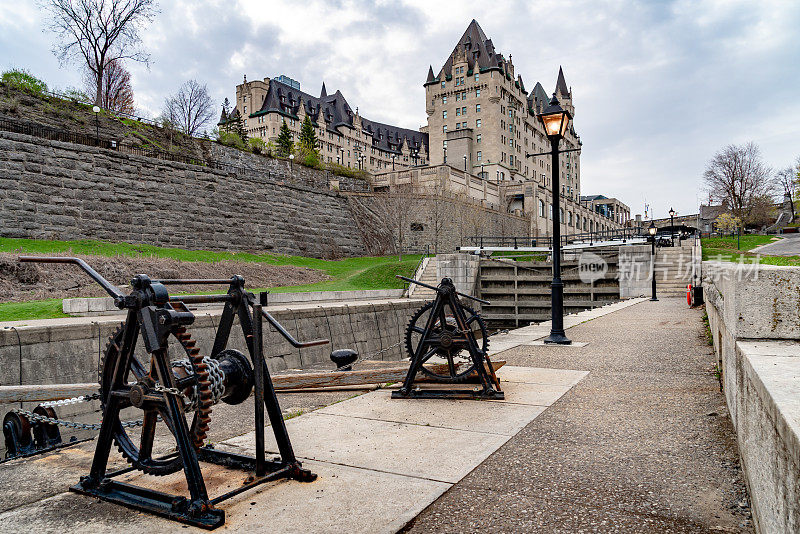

{"left": 703, "top": 259, "right": 800, "bottom": 533}
{"left": 703, "top": 261, "right": 800, "bottom": 339}
{"left": 62, "top": 289, "right": 406, "bottom": 316}
{"left": 733, "top": 341, "right": 800, "bottom": 533}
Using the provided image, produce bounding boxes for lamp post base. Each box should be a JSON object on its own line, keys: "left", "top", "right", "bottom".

{"left": 544, "top": 331, "right": 572, "bottom": 345}
{"left": 649, "top": 297, "right": 659, "bottom": 302}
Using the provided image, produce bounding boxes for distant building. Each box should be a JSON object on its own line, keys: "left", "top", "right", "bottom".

{"left": 224, "top": 19, "right": 630, "bottom": 236}
{"left": 224, "top": 75, "right": 428, "bottom": 172}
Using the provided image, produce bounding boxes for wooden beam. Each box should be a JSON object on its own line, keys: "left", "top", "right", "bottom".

{"left": 0, "top": 361, "right": 507, "bottom": 403}
{"left": 0, "top": 383, "right": 98, "bottom": 404}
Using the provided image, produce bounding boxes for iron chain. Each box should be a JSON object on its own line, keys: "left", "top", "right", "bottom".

{"left": 11, "top": 408, "right": 148, "bottom": 430}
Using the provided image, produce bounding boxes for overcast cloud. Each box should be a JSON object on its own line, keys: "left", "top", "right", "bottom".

{"left": 1, "top": 0, "right": 798, "bottom": 218}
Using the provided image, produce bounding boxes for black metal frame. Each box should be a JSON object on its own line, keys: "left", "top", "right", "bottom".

{"left": 18, "top": 257, "right": 327, "bottom": 529}
{"left": 392, "top": 276, "right": 503, "bottom": 400}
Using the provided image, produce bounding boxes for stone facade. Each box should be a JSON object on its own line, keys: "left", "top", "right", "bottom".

{"left": 346, "top": 192, "right": 530, "bottom": 255}
{"left": 377, "top": 19, "right": 631, "bottom": 238}
{"left": 230, "top": 76, "right": 428, "bottom": 174}
{"left": 0, "top": 130, "right": 366, "bottom": 258}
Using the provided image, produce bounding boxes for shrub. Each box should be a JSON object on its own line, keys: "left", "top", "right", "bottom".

{"left": 218, "top": 130, "right": 247, "bottom": 151}
{"left": 325, "top": 162, "right": 369, "bottom": 180}
{"left": 297, "top": 147, "right": 322, "bottom": 169}
{"left": 249, "top": 137, "right": 265, "bottom": 154}
{"left": 61, "top": 87, "right": 91, "bottom": 103}
{"left": 1, "top": 68, "right": 47, "bottom": 94}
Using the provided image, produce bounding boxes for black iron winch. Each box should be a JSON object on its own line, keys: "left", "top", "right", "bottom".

{"left": 18, "top": 256, "right": 330, "bottom": 529}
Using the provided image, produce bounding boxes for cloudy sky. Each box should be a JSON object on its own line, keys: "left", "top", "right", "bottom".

{"left": 1, "top": 0, "right": 798, "bottom": 218}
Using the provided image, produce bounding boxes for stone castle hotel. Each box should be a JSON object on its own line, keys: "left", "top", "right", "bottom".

{"left": 228, "top": 20, "right": 630, "bottom": 237}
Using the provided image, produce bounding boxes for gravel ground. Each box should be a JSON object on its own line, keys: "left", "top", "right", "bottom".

{"left": 0, "top": 252, "right": 328, "bottom": 302}
{"left": 402, "top": 297, "right": 753, "bottom": 533}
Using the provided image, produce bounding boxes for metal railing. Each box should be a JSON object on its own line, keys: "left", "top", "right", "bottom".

{"left": 465, "top": 227, "right": 649, "bottom": 249}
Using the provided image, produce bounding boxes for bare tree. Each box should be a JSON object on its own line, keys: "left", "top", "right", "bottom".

{"left": 774, "top": 164, "right": 798, "bottom": 220}
{"left": 83, "top": 57, "right": 135, "bottom": 114}
{"left": 702, "top": 142, "right": 775, "bottom": 225}
{"left": 43, "top": 0, "right": 158, "bottom": 107}
{"left": 162, "top": 80, "right": 214, "bottom": 137}
{"left": 422, "top": 180, "right": 456, "bottom": 254}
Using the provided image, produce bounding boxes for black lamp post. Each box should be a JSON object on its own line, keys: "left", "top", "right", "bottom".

{"left": 538, "top": 94, "right": 573, "bottom": 345}
{"left": 443, "top": 146, "right": 447, "bottom": 165}
{"left": 669, "top": 207, "right": 676, "bottom": 245}
{"left": 92, "top": 105, "right": 100, "bottom": 143}
{"left": 392, "top": 154, "right": 396, "bottom": 170}
{"left": 463, "top": 154, "right": 467, "bottom": 173}
{"left": 648, "top": 221, "right": 658, "bottom": 301}
{"left": 289, "top": 153, "right": 294, "bottom": 172}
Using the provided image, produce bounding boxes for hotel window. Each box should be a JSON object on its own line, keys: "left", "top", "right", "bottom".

{"left": 477, "top": 151, "right": 482, "bottom": 161}
{"left": 549, "top": 205, "right": 553, "bottom": 219}
{"left": 539, "top": 200, "right": 545, "bottom": 217}
{"left": 455, "top": 123, "right": 460, "bottom": 130}
{"left": 243, "top": 106, "right": 247, "bottom": 114}
{"left": 443, "top": 96, "right": 447, "bottom": 104}
{"left": 476, "top": 89, "right": 480, "bottom": 97}
{"left": 476, "top": 104, "right": 481, "bottom": 112}
{"left": 456, "top": 108, "right": 460, "bottom": 116}
{"left": 509, "top": 155, "right": 514, "bottom": 165}
{"left": 455, "top": 93, "right": 460, "bottom": 101}
{"left": 476, "top": 119, "right": 481, "bottom": 128}
{"left": 476, "top": 134, "right": 481, "bottom": 144}
{"left": 462, "top": 106, "right": 467, "bottom": 115}
{"left": 441, "top": 81, "right": 446, "bottom": 88}
{"left": 461, "top": 91, "right": 466, "bottom": 99}
{"left": 475, "top": 72, "right": 479, "bottom": 82}
{"left": 442, "top": 110, "right": 447, "bottom": 119}
{"left": 442, "top": 125, "right": 447, "bottom": 133}
{"left": 462, "top": 122, "right": 467, "bottom": 129}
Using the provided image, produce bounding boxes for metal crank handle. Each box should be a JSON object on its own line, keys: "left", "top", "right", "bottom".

{"left": 261, "top": 310, "right": 329, "bottom": 348}
{"left": 395, "top": 275, "right": 491, "bottom": 305}
{"left": 18, "top": 256, "right": 125, "bottom": 299}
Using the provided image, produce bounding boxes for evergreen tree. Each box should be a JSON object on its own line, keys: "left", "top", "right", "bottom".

{"left": 222, "top": 97, "right": 231, "bottom": 116}
{"left": 299, "top": 115, "right": 318, "bottom": 152}
{"left": 276, "top": 119, "right": 294, "bottom": 157}
{"left": 224, "top": 109, "right": 247, "bottom": 143}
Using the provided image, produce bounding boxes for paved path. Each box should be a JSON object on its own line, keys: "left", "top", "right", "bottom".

{"left": 750, "top": 234, "right": 800, "bottom": 256}
{"left": 403, "top": 297, "right": 753, "bottom": 533}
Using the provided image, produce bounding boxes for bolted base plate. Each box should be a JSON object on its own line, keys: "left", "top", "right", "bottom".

{"left": 391, "top": 388, "right": 504, "bottom": 400}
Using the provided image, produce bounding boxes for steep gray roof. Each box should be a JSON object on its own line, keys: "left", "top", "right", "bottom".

{"left": 253, "top": 79, "right": 428, "bottom": 154}
{"left": 426, "top": 19, "right": 507, "bottom": 86}
{"left": 555, "top": 66, "right": 570, "bottom": 97}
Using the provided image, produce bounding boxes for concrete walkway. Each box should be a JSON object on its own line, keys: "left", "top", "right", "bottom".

{"left": 403, "top": 297, "right": 752, "bottom": 533}
{"left": 751, "top": 234, "right": 800, "bottom": 256}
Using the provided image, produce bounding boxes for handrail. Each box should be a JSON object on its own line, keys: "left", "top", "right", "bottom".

{"left": 396, "top": 275, "right": 490, "bottom": 305}
{"left": 18, "top": 256, "right": 125, "bottom": 300}
{"left": 261, "top": 309, "right": 330, "bottom": 348}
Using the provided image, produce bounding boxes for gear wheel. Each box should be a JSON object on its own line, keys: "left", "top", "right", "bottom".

{"left": 99, "top": 322, "right": 214, "bottom": 476}
{"left": 404, "top": 301, "right": 489, "bottom": 383}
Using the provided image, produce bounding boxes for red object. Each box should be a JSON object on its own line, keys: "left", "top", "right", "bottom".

{"left": 687, "top": 284, "right": 693, "bottom": 306}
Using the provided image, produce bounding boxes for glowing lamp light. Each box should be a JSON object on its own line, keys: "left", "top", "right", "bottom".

{"left": 648, "top": 221, "right": 657, "bottom": 236}
{"left": 538, "top": 94, "right": 571, "bottom": 139}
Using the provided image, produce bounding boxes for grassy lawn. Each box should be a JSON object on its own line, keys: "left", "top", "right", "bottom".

{"left": 701, "top": 235, "right": 800, "bottom": 266}
{"left": 0, "top": 238, "right": 421, "bottom": 321}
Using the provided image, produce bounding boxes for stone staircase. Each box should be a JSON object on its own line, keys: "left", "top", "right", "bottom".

{"left": 410, "top": 256, "right": 439, "bottom": 301}
{"left": 654, "top": 242, "right": 694, "bottom": 297}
